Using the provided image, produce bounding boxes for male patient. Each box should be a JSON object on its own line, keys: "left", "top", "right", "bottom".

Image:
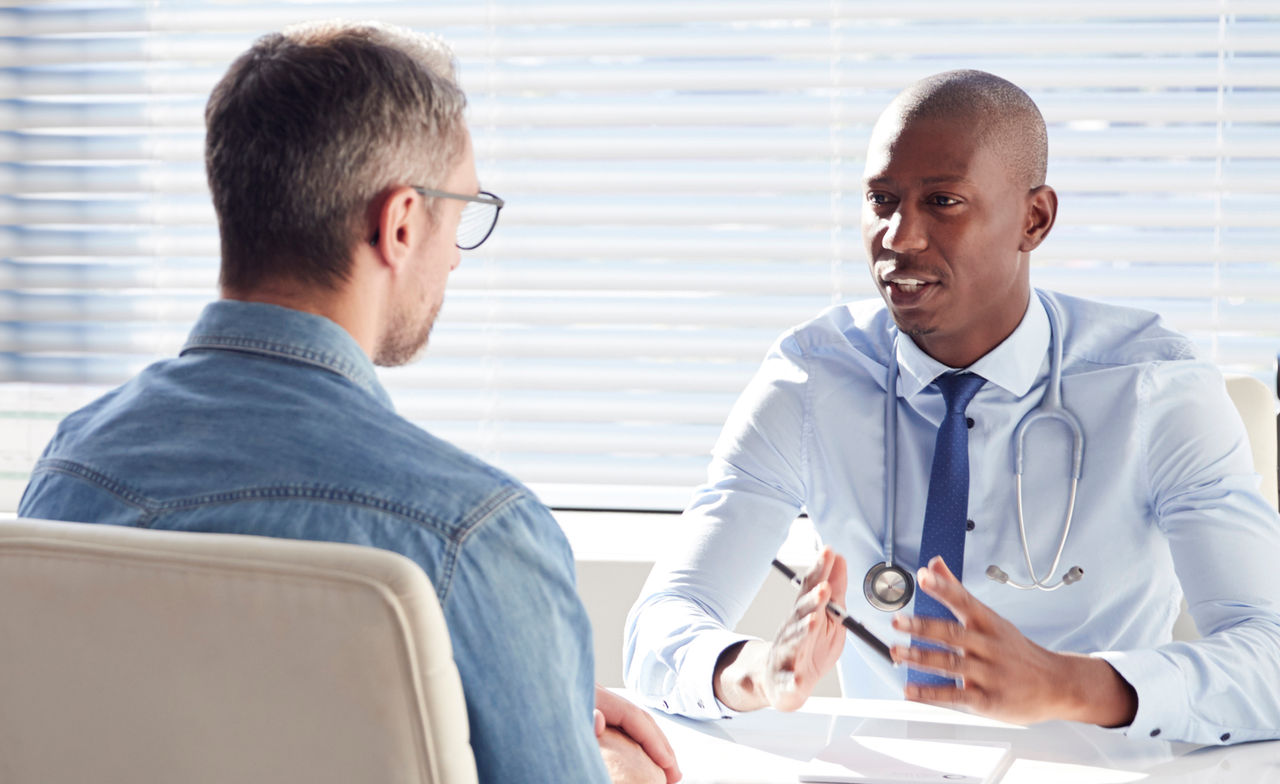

{"left": 625, "top": 70, "right": 1280, "bottom": 745}
{"left": 19, "top": 21, "right": 676, "bottom": 784}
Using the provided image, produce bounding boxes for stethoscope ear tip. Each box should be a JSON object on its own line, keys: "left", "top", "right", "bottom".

{"left": 985, "top": 563, "right": 1083, "bottom": 590}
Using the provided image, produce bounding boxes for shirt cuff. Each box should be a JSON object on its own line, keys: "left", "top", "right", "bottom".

{"left": 671, "top": 629, "right": 757, "bottom": 720}
{"left": 1092, "top": 649, "right": 1189, "bottom": 741}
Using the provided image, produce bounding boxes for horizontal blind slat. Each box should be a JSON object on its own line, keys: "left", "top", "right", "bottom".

{"left": 5, "top": 195, "right": 1279, "bottom": 229}
{"left": 0, "top": 4, "right": 1275, "bottom": 511}
{"left": 4, "top": 126, "right": 1277, "bottom": 162}
{"left": 7, "top": 91, "right": 1280, "bottom": 129}
{"left": 7, "top": 159, "right": 1280, "bottom": 195}
{"left": 10, "top": 57, "right": 1280, "bottom": 98}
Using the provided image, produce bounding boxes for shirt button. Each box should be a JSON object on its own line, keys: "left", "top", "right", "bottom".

{"left": 1150, "top": 728, "right": 1161, "bottom": 737}
{"left": 965, "top": 417, "right": 975, "bottom": 429}
{"left": 1220, "top": 732, "right": 1231, "bottom": 742}
{"left": 697, "top": 700, "right": 705, "bottom": 709}
{"left": 966, "top": 519, "right": 976, "bottom": 532}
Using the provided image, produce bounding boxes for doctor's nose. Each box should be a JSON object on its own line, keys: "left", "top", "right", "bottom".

{"left": 882, "top": 209, "right": 928, "bottom": 254}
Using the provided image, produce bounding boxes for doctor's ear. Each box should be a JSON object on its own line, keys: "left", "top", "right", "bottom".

{"left": 1019, "top": 185, "right": 1058, "bottom": 252}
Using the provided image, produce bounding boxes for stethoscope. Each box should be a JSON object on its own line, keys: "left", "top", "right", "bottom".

{"left": 863, "top": 292, "right": 1087, "bottom": 613}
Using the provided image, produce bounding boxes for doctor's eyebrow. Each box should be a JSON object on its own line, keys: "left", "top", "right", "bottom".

{"left": 920, "top": 174, "right": 974, "bottom": 186}
{"left": 862, "top": 174, "right": 973, "bottom": 189}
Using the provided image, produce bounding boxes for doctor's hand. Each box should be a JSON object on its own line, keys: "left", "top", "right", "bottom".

{"left": 594, "top": 685, "right": 681, "bottom": 784}
{"left": 891, "top": 556, "right": 1137, "bottom": 728}
{"left": 713, "top": 547, "right": 847, "bottom": 713}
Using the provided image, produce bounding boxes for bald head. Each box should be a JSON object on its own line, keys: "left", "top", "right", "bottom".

{"left": 881, "top": 70, "right": 1047, "bottom": 190}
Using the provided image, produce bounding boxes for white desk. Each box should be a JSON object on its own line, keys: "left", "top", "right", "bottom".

{"left": 646, "top": 696, "right": 1280, "bottom": 783}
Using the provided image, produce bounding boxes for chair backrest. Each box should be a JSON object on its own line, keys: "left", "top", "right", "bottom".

{"left": 1172, "top": 374, "right": 1279, "bottom": 641}
{"left": 0, "top": 518, "right": 478, "bottom": 784}
{"left": 1225, "top": 374, "right": 1279, "bottom": 511}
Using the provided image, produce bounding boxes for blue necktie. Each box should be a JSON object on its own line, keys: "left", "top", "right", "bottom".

{"left": 909, "top": 372, "right": 985, "bottom": 686}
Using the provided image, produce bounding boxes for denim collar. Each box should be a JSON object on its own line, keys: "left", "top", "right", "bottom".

{"left": 180, "top": 300, "right": 394, "bottom": 410}
{"left": 894, "top": 289, "right": 1050, "bottom": 401}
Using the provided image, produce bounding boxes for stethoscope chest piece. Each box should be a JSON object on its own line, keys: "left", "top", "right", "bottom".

{"left": 863, "top": 562, "right": 914, "bottom": 612}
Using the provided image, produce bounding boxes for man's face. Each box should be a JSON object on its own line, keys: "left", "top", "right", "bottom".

{"left": 375, "top": 133, "right": 477, "bottom": 367}
{"left": 861, "top": 111, "right": 1033, "bottom": 368}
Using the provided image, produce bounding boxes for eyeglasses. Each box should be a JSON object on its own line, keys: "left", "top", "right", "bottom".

{"left": 413, "top": 187, "right": 504, "bottom": 250}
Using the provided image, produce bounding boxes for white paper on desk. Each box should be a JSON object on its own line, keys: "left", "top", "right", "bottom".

{"left": 798, "top": 736, "right": 1012, "bottom": 784}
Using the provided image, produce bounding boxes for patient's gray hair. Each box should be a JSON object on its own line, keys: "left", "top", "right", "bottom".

{"left": 888, "top": 69, "right": 1048, "bottom": 189}
{"left": 206, "top": 20, "right": 468, "bottom": 292}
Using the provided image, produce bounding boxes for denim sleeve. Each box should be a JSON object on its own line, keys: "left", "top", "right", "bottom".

{"left": 437, "top": 492, "right": 609, "bottom": 783}
{"left": 1097, "top": 361, "right": 1280, "bottom": 745}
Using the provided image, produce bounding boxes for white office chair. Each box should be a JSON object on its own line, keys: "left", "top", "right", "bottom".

{"left": 1170, "top": 374, "right": 1279, "bottom": 641}
{"left": 1226, "top": 374, "right": 1279, "bottom": 510}
{"left": 0, "top": 518, "right": 478, "bottom": 784}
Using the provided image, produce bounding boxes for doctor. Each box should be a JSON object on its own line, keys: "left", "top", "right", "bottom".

{"left": 624, "top": 69, "right": 1280, "bottom": 744}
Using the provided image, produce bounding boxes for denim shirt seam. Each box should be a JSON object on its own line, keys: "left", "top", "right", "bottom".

{"left": 148, "top": 483, "right": 460, "bottom": 535}
{"left": 183, "top": 334, "right": 371, "bottom": 391}
{"left": 32, "top": 458, "right": 158, "bottom": 524}
{"left": 435, "top": 484, "right": 529, "bottom": 603}
{"left": 30, "top": 463, "right": 529, "bottom": 605}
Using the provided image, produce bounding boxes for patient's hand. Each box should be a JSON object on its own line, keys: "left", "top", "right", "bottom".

{"left": 594, "top": 685, "right": 680, "bottom": 783}
{"left": 598, "top": 726, "right": 666, "bottom": 784}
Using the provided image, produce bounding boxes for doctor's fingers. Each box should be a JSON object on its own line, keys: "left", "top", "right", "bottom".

{"left": 768, "top": 610, "right": 834, "bottom": 693}
{"left": 892, "top": 642, "right": 966, "bottom": 680}
{"left": 893, "top": 611, "right": 1010, "bottom": 669}
{"left": 896, "top": 645, "right": 1015, "bottom": 710}
{"left": 916, "top": 557, "right": 1000, "bottom": 628}
{"left": 904, "top": 658, "right": 1044, "bottom": 720}
{"left": 778, "top": 584, "right": 844, "bottom": 656}
{"left": 791, "top": 577, "right": 833, "bottom": 620}
{"left": 892, "top": 613, "right": 967, "bottom": 649}
{"left": 825, "top": 550, "right": 850, "bottom": 603}
{"left": 799, "top": 547, "right": 839, "bottom": 592}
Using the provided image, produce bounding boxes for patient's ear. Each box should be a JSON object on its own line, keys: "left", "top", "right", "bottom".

{"left": 1020, "top": 185, "right": 1057, "bottom": 252}
{"left": 367, "top": 187, "right": 421, "bottom": 273}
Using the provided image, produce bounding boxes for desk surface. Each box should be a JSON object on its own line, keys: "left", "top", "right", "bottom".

{"left": 646, "top": 696, "right": 1279, "bottom": 783}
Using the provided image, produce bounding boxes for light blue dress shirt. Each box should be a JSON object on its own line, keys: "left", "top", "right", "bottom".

{"left": 625, "top": 289, "right": 1280, "bottom": 745}
{"left": 21, "top": 300, "right": 611, "bottom": 784}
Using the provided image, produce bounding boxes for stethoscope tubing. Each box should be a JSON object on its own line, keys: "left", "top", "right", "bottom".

{"left": 871, "top": 291, "right": 1084, "bottom": 610}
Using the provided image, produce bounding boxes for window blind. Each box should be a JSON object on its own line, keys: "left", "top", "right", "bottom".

{"left": 1, "top": 1, "right": 1277, "bottom": 512}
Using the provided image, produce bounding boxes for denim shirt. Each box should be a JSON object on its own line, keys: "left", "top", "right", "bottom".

{"left": 21, "top": 300, "right": 610, "bottom": 784}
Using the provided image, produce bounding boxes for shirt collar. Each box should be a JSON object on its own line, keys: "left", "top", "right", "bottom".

{"left": 180, "top": 299, "right": 394, "bottom": 410}
{"left": 894, "top": 291, "right": 1050, "bottom": 401}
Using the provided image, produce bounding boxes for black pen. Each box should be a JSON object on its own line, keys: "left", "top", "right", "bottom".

{"left": 771, "top": 559, "right": 894, "bottom": 664}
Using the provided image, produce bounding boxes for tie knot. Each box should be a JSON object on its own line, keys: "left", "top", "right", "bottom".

{"left": 934, "top": 372, "right": 985, "bottom": 414}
